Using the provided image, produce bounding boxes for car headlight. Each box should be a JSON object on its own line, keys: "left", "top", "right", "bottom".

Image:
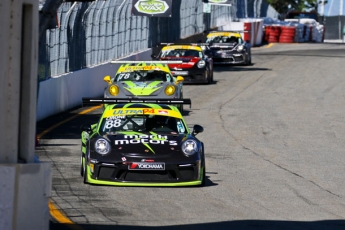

{"left": 197, "top": 60, "right": 206, "bottom": 68}
{"left": 165, "top": 85, "right": 176, "bottom": 96}
{"left": 237, "top": 45, "right": 244, "bottom": 52}
{"left": 95, "top": 138, "right": 111, "bottom": 155}
{"left": 182, "top": 139, "right": 198, "bottom": 156}
{"left": 109, "top": 85, "right": 119, "bottom": 96}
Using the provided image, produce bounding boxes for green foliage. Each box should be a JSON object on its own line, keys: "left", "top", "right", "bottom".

{"left": 266, "top": 0, "right": 321, "bottom": 14}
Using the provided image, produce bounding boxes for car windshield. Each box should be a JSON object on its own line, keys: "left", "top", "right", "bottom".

{"left": 206, "top": 36, "right": 242, "bottom": 44}
{"left": 160, "top": 49, "right": 202, "bottom": 58}
{"left": 99, "top": 114, "right": 187, "bottom": 135}
{"left": 114, "top": 70, "right": 173, "bottom": 82}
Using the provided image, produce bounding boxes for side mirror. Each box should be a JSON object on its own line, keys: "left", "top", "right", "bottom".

{"left": 104, "top": 75, "right": 112, "bottom": 84}
{"left": 80, "top": 124, "right": 92, "bottom": 133}
{"left": 192, "top": 124, "right": 204, "bottom": 136}
{"left": 176, "top": 76, "right": 184, "bottom": 83}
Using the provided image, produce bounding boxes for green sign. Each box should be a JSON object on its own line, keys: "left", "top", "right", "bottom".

{"left": 132, "top": 0, "right": 172, "bottom": 17}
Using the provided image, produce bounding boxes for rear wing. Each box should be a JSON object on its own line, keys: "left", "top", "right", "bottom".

{"left": 158, "top": 42, "right": 210, "bottom": 47}
{"left": 204, "top": 30, "right": 248, "bottom": 33}
{"left": 82, "top": 98, "right": 191, "bottom": 107}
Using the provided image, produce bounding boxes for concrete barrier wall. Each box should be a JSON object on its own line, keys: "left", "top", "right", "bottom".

{"left": 37, "top": 48, "right": 152, "bottom": 121}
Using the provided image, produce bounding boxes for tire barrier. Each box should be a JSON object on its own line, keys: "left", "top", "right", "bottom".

{"left": 266, "top": 25, "right": 281, "bottom": 43}
{"left": 279, "top": 26, "right": 295, "bottom": 43}
{"left": 263, "top": 17, "right": 325, "bottom": 44}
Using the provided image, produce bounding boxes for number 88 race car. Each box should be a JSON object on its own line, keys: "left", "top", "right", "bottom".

{"left": 80, "top": 98, "right": 206, "bottom": 187}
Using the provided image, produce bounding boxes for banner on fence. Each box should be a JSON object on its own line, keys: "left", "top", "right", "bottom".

{"left": 132, "top": 0, "right": 173, "bottom": 17}
{"left": 208, "top": 0, "right": 232, "bottom": 6}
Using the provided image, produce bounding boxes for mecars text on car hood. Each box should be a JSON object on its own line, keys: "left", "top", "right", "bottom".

{"left": 106, "top": 132, "right": 187, "bottom": 156}
{"left": 119, "top": 81, "right": 167, "bottom": 96}
{"left": 160, "top": 57, "right": 201, "bottom": 69}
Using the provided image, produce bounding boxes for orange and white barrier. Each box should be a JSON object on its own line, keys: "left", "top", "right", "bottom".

{"left": 220, "top": 19, "right": 264, "bottom": 46}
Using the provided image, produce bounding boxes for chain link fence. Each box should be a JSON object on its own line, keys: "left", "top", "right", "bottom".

{"left": 38, "top": 0, "right": 277, "bottom": 80}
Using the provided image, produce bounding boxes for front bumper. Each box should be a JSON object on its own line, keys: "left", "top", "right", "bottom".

{"left": 85, "top": 160, "right": 203, "bottom": 186}
{"left": 212, "top": 53, "right": 246, "bottom": 64}
{"left": 171, "top": 69, "right": 208, "bottom": 84}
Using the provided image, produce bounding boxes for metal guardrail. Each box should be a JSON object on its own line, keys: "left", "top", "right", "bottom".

{"left": 38, "top": 0, "right": 277, "bottom": 80}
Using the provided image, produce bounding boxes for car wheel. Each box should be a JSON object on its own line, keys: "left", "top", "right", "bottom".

{"left": 200, "top": 160, "right": 206, "bottom": 187}
{"left": 206, "top": 67, "right": 212, "bottom": 84}
{"left": 80, "top": 154, "right": 84, "bottom": 177}
{"left": 199, "top": 143, "right": 206, "bottom": 187}
{"left": 83, "top": 155, "right": 88, "bottom": 184}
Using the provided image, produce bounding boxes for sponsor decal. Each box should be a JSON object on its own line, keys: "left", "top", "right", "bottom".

{"left": 132, "top": 0, "right": 172, "bottom": 17}
{"left": 143, "top": 108, "right": 155, "bottom": 114}
{"left": 122, "top": 157, "right": 127, "bottom": 161}
{"left": 158, "top": 110, "right": 168, "bottom": 115}
{"left": 129, "top": 162, "right": 165, "bottom": 170}
{"left": 122, "top": 66, "right": 156, "bottom": 71}
{"left": 171, "top": 71, "right": 188, "bottom": 76}
{"left": 113, "top": 109, "right": 143, "bottom": 115}
{"left": 141, "top": 159, "right": 155, "bottom": 162}
{"left": 114, "top": 134, "right": 178, "bottom": 146}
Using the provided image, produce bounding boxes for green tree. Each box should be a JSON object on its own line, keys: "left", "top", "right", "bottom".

{"left": 266, "top": 0, "right": 322, "bottom": 14}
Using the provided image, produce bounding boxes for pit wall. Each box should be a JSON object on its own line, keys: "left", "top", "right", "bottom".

{"left": 37, "top": 48, "right": 152, "bottom": 121}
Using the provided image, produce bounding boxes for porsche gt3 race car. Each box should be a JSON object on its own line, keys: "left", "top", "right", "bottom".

{"left": 204, "top": 31, "right": 252, "bottom": 65}
{"left": 151, "top": 43, "right": 214, "bottom": 84}
{"left": 80, "top": 98, "right": 206, "bottom": 187}
{"left": 104, "top": 61, "right": 184, "bottom": 99}
{"left": 104, "top": 61, "right": 185, "bottom": 112}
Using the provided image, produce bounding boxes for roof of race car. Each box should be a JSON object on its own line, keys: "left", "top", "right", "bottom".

{"left": 102, "top": 103, "right": 183, "bottom": 119}
{"left": 207, "top": 31, "right": 241, "bottom": 38}
{"left": 116, "top": 63, "right": 171, "bottom": 74}
{"left": 162, "top": 45, "right": 202, "bottom": 51}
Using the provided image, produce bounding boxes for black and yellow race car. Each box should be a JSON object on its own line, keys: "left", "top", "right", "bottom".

{"left": 204, "top": 30, "right": 252, "bottom": 65}
{"left": 80, "top": 98, "right": 206, "bottom": 187}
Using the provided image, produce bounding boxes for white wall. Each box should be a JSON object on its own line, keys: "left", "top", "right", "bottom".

{"left": 37, "top": 48, "right": 152, "bottom": 121}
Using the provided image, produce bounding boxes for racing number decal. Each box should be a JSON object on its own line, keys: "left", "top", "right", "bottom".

{"left": 105, "top": 116, "right": 125, "bottom": 129}
{"left": 117, "top": 73, "right": 131, "bottom": 80}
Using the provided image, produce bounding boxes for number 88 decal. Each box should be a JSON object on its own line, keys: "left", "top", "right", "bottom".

{"left": 105, "top": 118, "right": 122, "bottom": 129}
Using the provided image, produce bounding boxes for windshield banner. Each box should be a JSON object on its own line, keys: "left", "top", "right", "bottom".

{"left": 132, "top": 0, "right": 173, "bottom": 17}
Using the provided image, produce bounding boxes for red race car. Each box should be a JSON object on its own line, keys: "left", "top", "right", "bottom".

{"left": 152, "top": 43, "right": 214, "bottom": 84}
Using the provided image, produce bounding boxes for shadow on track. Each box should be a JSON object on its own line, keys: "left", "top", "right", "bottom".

{"left": 50, "top": 219, "right": 345, "bottom": 230}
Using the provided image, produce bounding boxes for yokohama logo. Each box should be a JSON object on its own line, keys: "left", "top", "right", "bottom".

{"left": 129, "top": 162, "right": 165, "bottom": 170}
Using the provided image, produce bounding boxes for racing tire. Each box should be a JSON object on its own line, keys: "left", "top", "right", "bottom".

{"left": 206, "top": 67, "right": 212, "bottom": 84}
{"left": 83, "top": 155, "right": 88, "bottom": 184}
{"left": 248, "top": 55, "right": 252, "bottom": 65}
{"left": 80, "top": 154, "right": 84, "bottom": 177}
{"left": 200, "top": 160, "right": 206, "bottom": 187}
{"left": 198, "top": 143, "right": 206, "bottom": 187}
